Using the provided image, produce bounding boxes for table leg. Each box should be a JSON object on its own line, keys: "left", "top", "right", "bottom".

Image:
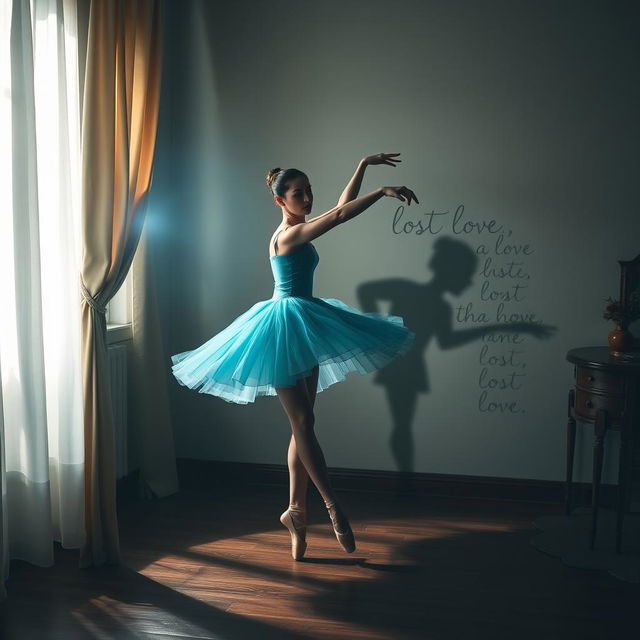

{"left": 616, "top": 434, "right": 627, "bottom": 554}
{"left": 590, "top": 409, "right": 608, "bottom": 550}
{"left": 616, "top": 402, "right": 634, "bottom": 554}
{"left": 565, "top": 389, "right": 576, "bottom": 516}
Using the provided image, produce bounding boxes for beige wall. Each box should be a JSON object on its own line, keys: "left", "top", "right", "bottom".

{"left": 147, "top": 0, "right": 640, "bottom": 482}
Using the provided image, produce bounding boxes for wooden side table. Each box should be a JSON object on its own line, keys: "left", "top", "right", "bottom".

{"left": 565, "top": 347, "right": 640, "bottom": 552}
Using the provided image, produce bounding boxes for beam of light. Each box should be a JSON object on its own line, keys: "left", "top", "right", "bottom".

{"left": 31, "top": 0, "right": 83, "bottom": 465}
{"left": 0, "top": 0, "right": 83, "bottom": 484}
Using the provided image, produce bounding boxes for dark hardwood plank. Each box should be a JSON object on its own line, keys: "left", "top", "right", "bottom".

{"left": 1, "top": 484, "right": 637, "bottom": 639}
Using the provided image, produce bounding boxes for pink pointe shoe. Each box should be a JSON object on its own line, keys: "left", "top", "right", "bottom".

{"left": 325, "top": 501, "right": 356, "bottom": 553}
{"left": 280, "top": 506, "right": 307, "bottom": 561}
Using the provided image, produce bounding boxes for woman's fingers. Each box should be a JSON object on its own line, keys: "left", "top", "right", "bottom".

{"left": 381, "top": 184, "right": 418, "bottom": 204}
{"left": 398, "top": 186, "right": 418, "bottom": 205}
{"left": 369, "top": 152, "right": 402, "bottom": 166}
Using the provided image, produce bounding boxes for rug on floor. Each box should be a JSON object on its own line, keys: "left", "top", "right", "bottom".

{"left": 531, "top": 507, "right": 640, "bottom": 583}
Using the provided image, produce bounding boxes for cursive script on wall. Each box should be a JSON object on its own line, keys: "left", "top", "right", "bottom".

{"left": 392, "top": 203, "right": 547, "bottom": 415}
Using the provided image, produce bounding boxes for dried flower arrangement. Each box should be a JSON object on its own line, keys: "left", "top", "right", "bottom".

{"left": 603, "top": 291, "right": 640, "bottom": 326}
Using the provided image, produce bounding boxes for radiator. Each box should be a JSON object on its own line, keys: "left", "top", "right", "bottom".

{"left": 107, "top": 342, "right": 128, "bottom": 479}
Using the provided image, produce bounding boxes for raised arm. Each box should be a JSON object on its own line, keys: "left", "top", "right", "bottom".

{"left": 337, "top": 153, "right": 402, "bottom": 207}
{"left": 280, "top": 185, "right": 419, "bottom": 251}
{"left": 357, "top": 278, "right": 411, "bottom": 312}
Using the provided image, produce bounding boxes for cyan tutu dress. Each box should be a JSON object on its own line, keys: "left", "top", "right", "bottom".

{"left": 171, "top": 238, "right": 415, "bottom": 404}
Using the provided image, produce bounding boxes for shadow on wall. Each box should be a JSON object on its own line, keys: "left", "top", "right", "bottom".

{"left": 356, "top": 236, "right": 555, "bottom": 477}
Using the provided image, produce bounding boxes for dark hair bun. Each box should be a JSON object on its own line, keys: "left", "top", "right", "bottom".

{"left": 266, "top": 167, "right": 306, "bottom": 197}
{"left": 266, "top": 167, "right": 282, "bottom": 190}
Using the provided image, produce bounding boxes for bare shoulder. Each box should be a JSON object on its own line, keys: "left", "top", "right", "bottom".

{"left": 268, "top": 225, "right": 289, "bottom": 258}
{"left": 282, "top": 210, "right": 342, "bottom": 251}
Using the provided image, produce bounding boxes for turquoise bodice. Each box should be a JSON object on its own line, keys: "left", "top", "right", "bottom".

{"left": 270, "top": 243, "right": 319, "bottom": 299}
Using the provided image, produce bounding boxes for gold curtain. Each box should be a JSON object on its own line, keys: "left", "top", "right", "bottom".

{"left": 80, "top": 0, "right": 161, "bottom": 566}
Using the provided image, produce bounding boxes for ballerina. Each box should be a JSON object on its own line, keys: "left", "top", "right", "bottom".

{"left": 171, "top": 152, "right": 418, "bottom": 559}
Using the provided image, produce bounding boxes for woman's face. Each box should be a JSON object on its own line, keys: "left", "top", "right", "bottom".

{"left": 277, "top": 175, "right": 313, "bottom": 216}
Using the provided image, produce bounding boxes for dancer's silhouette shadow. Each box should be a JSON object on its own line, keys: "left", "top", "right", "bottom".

{"left": 356, "top": 236, "right": 555, "bottom": 479}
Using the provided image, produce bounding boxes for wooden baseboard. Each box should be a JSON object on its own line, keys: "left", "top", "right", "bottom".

{"left": 172, "top": 458, "right": 619, "bottom": 506}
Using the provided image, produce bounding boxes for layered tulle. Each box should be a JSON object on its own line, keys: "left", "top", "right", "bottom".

{"left": 171, "top": 296, "right": 415, "bottom": 404}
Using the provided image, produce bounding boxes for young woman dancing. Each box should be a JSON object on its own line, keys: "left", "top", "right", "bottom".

{"left": 171, "top": 153, "right": 418, "bottom": 560}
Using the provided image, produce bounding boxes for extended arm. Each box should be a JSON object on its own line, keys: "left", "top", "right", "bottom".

{"left": 437, "top": 317, "right": 557, "bottom": 349}
{"left": 282, "top": 185, "right": 418, "bottom": 250}
{"left": 337, "top": 153, "right": 402, "bottom": 207}
{"left": 337, "top": 159, "right": 367, "bottom": 207}
{"left": 357, "top": 278, "right": 409, "bottom": 313}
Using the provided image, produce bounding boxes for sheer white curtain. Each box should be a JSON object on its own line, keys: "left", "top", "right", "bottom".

{"left": 0, "top": 0, "right": 84, "bottom": 600}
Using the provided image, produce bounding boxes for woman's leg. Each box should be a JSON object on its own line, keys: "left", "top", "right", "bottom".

{"left": 277, "top": 365, "right": 355, "bottom": 551}
{"left": 276, "top": 369, "right": 337, "bottom": 507}
{"left": 287, "top": 365, "right": 319, "bottom": 510}
{"left": 385, "top": 385, "right": 418, "bottom": 473}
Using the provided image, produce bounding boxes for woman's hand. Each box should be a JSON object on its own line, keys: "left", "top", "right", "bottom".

{"left": 381, "top": 185, "right": 419, "bottom": 205}
{"left": 363, "top": 152, "right": 402, "bottom": 167}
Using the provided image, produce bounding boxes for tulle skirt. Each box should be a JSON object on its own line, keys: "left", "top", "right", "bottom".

{"left": 171, "top": 296, "right": 415, "bottom": 404}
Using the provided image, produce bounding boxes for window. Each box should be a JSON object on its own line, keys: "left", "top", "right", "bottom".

{"left": 106, "top": 270, "right": 133, "bottom": 343}
{"left": 106, "top": 270, "right": 132, "bottom": 325}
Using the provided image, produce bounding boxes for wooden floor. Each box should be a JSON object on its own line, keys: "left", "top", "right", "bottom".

{"left": 1, "top": 484, "right": 638, "bottom": 639}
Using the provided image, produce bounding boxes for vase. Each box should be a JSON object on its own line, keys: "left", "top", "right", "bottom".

{"left": 608, "top": 324, "right": 630, "bottom": 355}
